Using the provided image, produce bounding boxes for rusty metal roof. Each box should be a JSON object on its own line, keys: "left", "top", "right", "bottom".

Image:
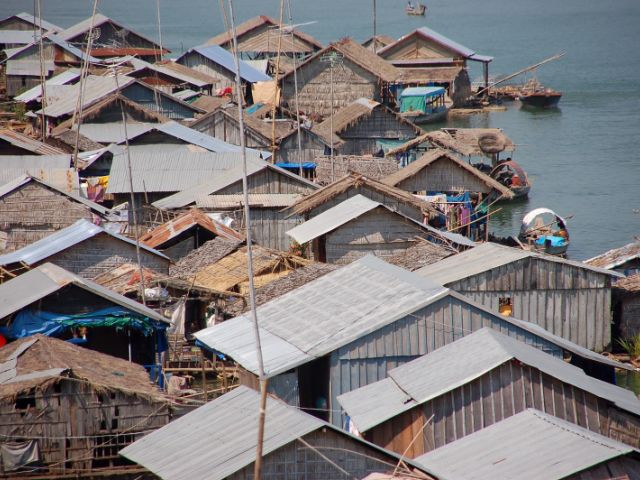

{"left": 0, "top": 129, "right": 65, "bottom": 155}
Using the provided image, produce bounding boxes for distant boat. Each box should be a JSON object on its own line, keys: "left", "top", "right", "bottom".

{"left": 490, "top": 160, "right": 531, "bottom": 199}
{"left": 405, "top": 3, "right": 427, "bottom": 15}
{"left": 398, "top": 86, "right": 451, "bottom": 124}
{"left": 519, "top": 79, "right": 562, "bottom": 108}
{"left": 518, "top": 208, "right": 570, "bottom": 256}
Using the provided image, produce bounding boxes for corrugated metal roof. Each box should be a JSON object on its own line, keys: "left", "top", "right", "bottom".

{"left": 0, "top": 174, "right": 109, "bottom": 215}
{"left": 0, "top": 168, "right": 78, "bottom": 194}
{"left": 414, "top": 409, "right": 637, "bottom": 480}
{"left": 130, "top": 58, "right": 212, "bottom": 88}
{"left": 286, "top": 194, "right": 475, "bottom": 248}
{"left": 153, "top": 159, "right": 313, "bottom": 210}
{"left": 0, "top": 30, "right": 38, "bottom": 45}
{"left": 0, "top": 262, "right": 168, "bottom": 323}
{"left": 196, "top": 193, "right": 301, "bottom": 209}
{"left": 36, "top": 75, "right": 135, "bottom": 119}
{"left": 0, "top": 129, "right": 65, "bottom": 155}
{"left": 14, "top": 69, "right": 80, "bottom": 103}
{"left": 180, "top": 44, "right": 271, "bottom": 83}
{"left": 195, "top": 255, "right": 448, "bottom": 377}
{"left": 416, "top": 242, "right": 623, "bottom": 285}
{"left": 120, "top": 385, "right": 436, "bottom": 480}
{"left": 120, "top": 385, "right": 323, "bottom": 480}
{"left": 14, "top": 12, "right": 60, "bottom": 32}
{"left": 0, "top": 155, "right": 70, "bottom": 169}
{"left": 106, "top": 150, "right": 255, "bottom": 194}
{"left": 0, "top": 219, "right": 168, "bottom": 266}
{"left": 338, "top": 328, "right": 640, "bottom": 432}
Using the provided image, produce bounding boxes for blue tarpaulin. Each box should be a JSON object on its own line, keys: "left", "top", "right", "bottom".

{"left": 4, "top": 307, "right": 168, "bottom": 351}
{"left": 275, "top": 162, "right": 316, "bottom": 170}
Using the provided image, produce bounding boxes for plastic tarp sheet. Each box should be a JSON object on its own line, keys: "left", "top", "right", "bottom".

{"left": 400, "top": 95, "right": 426, "bottom": 113}
{"left": 6, "top": 307, "right": 168, "bottom": 351}
{"left": 275, "top": 162, "right": 316, "bottom": 169}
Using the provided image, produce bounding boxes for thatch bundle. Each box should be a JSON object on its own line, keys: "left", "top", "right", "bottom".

{"left": 425, "top": 128, "right": 515, "bottom": 157}
{"left": 477, "top": 131, "right": 506, "bottom": 154}
{"left": 170, "top": 237, "right": 244, "bottom": 278}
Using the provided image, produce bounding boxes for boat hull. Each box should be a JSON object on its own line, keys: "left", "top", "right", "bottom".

{"left": 400, "top": 108, "right": 449, "bottom": 124}
{"left": 519, "top": 92, "right": 562, "bottom": 108}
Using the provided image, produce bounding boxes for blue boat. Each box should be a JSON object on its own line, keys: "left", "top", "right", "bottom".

{"left": 398, "top": 86, "right": 452, "bottom": 124}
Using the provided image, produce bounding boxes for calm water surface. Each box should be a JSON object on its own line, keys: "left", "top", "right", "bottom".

{"left": 3, "top": 0, "right": 639, "bottom": 259}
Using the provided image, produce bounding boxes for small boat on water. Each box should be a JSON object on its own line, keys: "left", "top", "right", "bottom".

{"left": 518, "top": 208, "right": 570, "bottom": 256}
{"left": 519, "top": 79, "right": 562, "bottom": 108}
{"left": 405, "top": 2, "right": 426, "bottom": 15}
{"left": 398, "top": 86, "right": 451, "bottom": 124}
{"left": 490, "top": 159, "right": 531, "bottom": 199}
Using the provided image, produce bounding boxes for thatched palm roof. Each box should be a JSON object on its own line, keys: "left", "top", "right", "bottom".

{"left": 0, "top": 335, "right": 168, "bottom": 401}
{"left": 311, "top": 98, "right": 420, "bottom": 147}
{"left": 424, "top": 128, "right": 515, "bottom": 157}
{"left": 361, "top": 34, "right": 396, "bottom": 52}
{"left": 285, "top": 171, "right": 438, "bottom": 219}
{"left": 170, "top": 237, "right": 244, "bottom": 278}
{"left": 205, "top": 15, "right": 322, "bottom": 54}
{"left": 280, "top": 37, "right": 400, "bottom": 84}
{"left": 313, "top": 155, "right": 399, "bottom": 184}
{"left": 586, "top": 242, "right": 640, "bottom": 270}
{"left": 385, "top": 237, "right": 455, "bottom": 271}
{"left": 224, "top": 262, "right": 339, "bottom": 317}
{"left": 615, "top": 274, "right": 640, "bottom": 293}
{"left": 382, "top": 148, "right": 515, "bottom": 199}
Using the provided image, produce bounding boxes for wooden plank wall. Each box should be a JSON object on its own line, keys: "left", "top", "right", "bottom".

{"left": 619, "top": 295, "right": 640, "bottom": 339}
{"left": 328, "top": 294, "right": 562, "bottom": 426}
{"left": 190, "top": 111, "right": 269, "bottom": 150}
{"left": 568, "top": 457, "right": 640, "bottom": 480}
{"left": 396, "top": 157, "right": 492, "bottom": 194}
{"left": 278, "top": 131, "right": 326, "bottom": 164}
{"left": 449, "top": 257, "right": 613, "bottom": 351}
{"left": 365, "top": 361, "right": 640, "bottom": 457}
{"left": 324, "top": 208, "right": 425, "bottom": 264}
{"left": 44, "top": 232, "right": 170, "bottom": 278}
{"left": 122, "top": 83, "right": 196, "bottom": 120}
{"left": 308, "top": 186, "right": 425, "bottom": 222}
{"left": 0, "top": 182, "right": 95, "bottom": 252}
{"left": 216, "top": 168, "right": 317, "bottom": 195}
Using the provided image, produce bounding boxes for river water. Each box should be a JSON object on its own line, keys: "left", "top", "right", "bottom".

{"left": 3, "top": 0, "right": 639, "bottom": 259}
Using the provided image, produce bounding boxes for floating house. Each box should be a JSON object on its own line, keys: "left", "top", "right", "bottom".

{"left": 189, "top": 104, "right": 330, "bottom": 164}
{"left": 175, "top": 44, "right": 270, "bottom": 102}
{"left": 205, "top": 15, "right": 323, "bottom": 61}
{"left": 286, "top": 195, "right": 473, "bottom": 264}
{"left": 377, "top": 26, "right": 493, "bottom": 102}
{"left": 0, "top": 335, "right": 172, "bottom": 477}
{"left": 195, "top": 255, "right": 626, "bottom": 427}
{"left": 0, "top": 219, "right": 170, "bottom": 279}
{"left": 120, "top": 386, "right": 437, "bottom": 480}
{"left": 279, "top": 38, "right": 400, "bottom": 118}
{"left": 286, "top": 171, "right": 437, "bottom": 224}
{"left": 338, "top": 328, "right": 640, "bottom": 458}
{"left": 416, "top": 242, "right": 623, "bottom": 352}
{"left": 414, "top": 409, "right": 640, "bottom": 480}
{"left": 311, "top": 98, "right": 421, "bottom": 156}
{"left": 0, "top": 262, "right": 170, "bottom": 364}
{"left": 57, "top": 13, "right": 169, "bottom": 60}
{"left": 0, "top": 175, "right": 109, "bottom": 254}
{"left": 139, "top": 208, "right": 243, "bottom": 261}
{"left": 382, "top": 148, "right": 514, "bottom": 199}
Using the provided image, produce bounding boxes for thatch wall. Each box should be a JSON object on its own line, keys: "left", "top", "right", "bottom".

{"left": 0, "top": 181, "right": 95, "bottom": 253}
{"left": 314, "top": 155, "right": 399, "bottom": 184}
{"left": 216, "top": 168, "right": 317, "bottom": 196}
{"left": 321, "top": 207, "right": 430, "bottom": 265}
{"left": 44, "top": 232, "right": 170, "bottom": 279}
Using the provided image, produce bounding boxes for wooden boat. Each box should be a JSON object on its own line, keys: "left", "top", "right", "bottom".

{"left": 519, "top": 79, "right": 562, "bottom": 108}
{"left": 398, "top": 86, "right": 451, "bottom": 124}
{"left": 518, "top": 208, "right": 569, "bottom": 256}
{"left": 405, "top": 3, "right": 426, "bottom": 15}
{"left": 490, "top": 160, "right": 531, "bottom": 199}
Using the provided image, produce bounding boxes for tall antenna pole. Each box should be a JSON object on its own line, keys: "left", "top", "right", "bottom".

{"left": 285, "top": 0, "right": 304, "bottom": 178}
{"left": 227, "top": 2, "right": 267, "bottom": 479}
{"left": 270, "top": 0, "right": 285, "bottom": 161}
{"left": 321, "top": 51, "right": 342, "bottom": 182}
{"left": 155, "top": 0, "right": 164, "bottom": 62}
